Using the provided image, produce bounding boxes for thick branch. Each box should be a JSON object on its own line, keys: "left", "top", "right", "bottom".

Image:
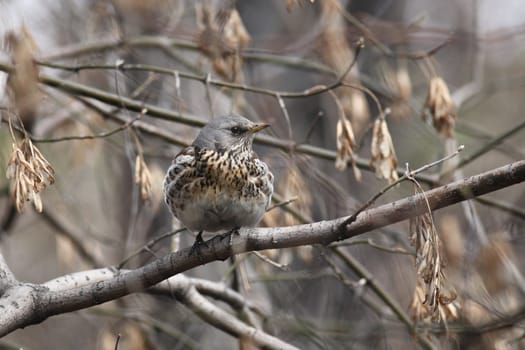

{"left": 172, "top": 277, "right": 297, "bottom": 350}
{"left": 45, "top": 270, "right": 293, "bottom": 349}
{"left": 0, "top": 160, "right": 522, "bottom": 336}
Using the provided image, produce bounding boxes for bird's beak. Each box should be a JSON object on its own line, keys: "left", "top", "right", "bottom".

{"left": 248, "top": 123, "right": 270, "bottom": 134}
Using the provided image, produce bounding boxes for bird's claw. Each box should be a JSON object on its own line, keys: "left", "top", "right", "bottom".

{"left": 189, "top": 231, "right": 208, "bottom": 256}
{"left": 220, "top": 226, "right": 240, "bottom": 247}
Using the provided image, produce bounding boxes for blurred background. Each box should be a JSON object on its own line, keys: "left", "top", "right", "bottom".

{"left": 1, "top": 0, "right": 525, "bottom": 349}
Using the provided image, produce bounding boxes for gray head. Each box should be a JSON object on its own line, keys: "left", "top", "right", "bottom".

{"left": 193, "top": 114, "right": 269, "bottom": 153}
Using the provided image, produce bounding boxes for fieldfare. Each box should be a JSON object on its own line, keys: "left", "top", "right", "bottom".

{"left": 163, "top": 114, "right": 274, "bottom": 252}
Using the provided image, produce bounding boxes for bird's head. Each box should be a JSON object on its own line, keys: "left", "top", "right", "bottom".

{"left": 193, "top": 114, "right": 269, "bottom": 154}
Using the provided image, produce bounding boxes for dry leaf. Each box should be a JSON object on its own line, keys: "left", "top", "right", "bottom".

{"left": 370, "top": 117, "right": 398, "bottom": 183}
{"left": 423, "top": 76, "right": 456, "bottom": 138}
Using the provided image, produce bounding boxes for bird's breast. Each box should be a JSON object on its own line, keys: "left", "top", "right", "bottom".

{"left": 163, "top": 148, "right": 274, "bottom": 232}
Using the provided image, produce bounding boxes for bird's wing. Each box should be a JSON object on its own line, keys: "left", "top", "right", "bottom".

{"left": 164, "top": 146, "right": 196, "bottom": 191}
{"left": 252, "top": 159, "right": 274, "bottom": 207}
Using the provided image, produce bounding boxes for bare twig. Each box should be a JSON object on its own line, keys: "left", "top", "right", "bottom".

{"left": 114, "top": 333, "right": 121, "bottom": 350}
{"left": 275, "top": 94, "right": 293, "bottom": 142}
{"left": 250, "top": 251, "right": 288, "bottom": 270}
{"left": 340, "top": 145, "right": 464, "bottom": 229}
{"left": 118, "top": 228, "right": 186, "bottom": 268}
{"left": 40, "top": 209, "right": 101, "bottom": 267}
{"left": 32, "top": 109, "right": 146, "bottom": 143}
{"left": 35, "top": 38, "right": 364, "bottom": 100}
{"left": 321, "top": 251, "right": 391, "bottom": 317}
{"left": 442, "top": 119, "right": 525, "bottom": 176}
{"left": 330, "top": 238, "right": 414, "bottom": 255}
{"left": 270, "top": 192, "right": 312, "bottom": 223}
{"left": 266, "top": 196, "right": 298, "bottom": 212}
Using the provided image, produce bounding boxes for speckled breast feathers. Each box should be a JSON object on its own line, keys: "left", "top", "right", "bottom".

{"left": 163, "top": 145, "right": 273, "bottom": 232}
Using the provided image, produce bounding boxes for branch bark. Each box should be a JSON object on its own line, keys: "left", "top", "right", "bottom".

{"left": 0, "top": 160, "right": 522, "bottom": 338}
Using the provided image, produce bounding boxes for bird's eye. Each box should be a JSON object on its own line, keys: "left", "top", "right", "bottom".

{"left": 230, "top": 126, "right": 242, "bottom": 135}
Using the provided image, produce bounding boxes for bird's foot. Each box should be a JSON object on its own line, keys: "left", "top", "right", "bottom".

{"left": 220, "top": 226, "right": 241, "bottom": 247}
{"left": 189, "top": 231, "right": 208, "bottom": 256}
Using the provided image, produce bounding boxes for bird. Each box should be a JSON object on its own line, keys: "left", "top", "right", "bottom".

{"left": 163, "top": 114, "right": 274, "bottom": 253}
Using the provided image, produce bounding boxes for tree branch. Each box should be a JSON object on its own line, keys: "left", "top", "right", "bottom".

{"left": 171, "top": 276, "right": 297, "bottom": 350}
{"left": 0, "top": 160, "right": 522, "bottom": 337}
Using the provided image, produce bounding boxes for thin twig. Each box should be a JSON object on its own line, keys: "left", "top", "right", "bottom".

{"left": 40, "top": 209, "right": 101, "bottom": 267}
{"left": 114, "top": 333, "right": 121, "bottom": 350}
{"left": 90, "top": 307, "right": 199, "bottom": 349}
{"left": 205, "top": 73, "right": 214, "bottom": 117}
{"left": 250, "top": 251, "right": 288, "bottom": 270}
{"left": 275, "top": 94, "right": 293, "bottom": 142}
{"left": 442, "top": 119, "right": 525, "bottom": 176}
{"left": 118, "top": 229, "right": 186, "bottom": 268}
{"left": 32, "top": 109, "right": 146, "bottom": 143}
{"left": 302, "top": 110, "right": 324, "bottom": 144}
{"left": 270, "top": 192, "right": 312, "bottom": 223}
{"left": 320, "top": 250, "right": 394, "bottom": 319}
{"left": 266, "top": 196, "right": 298, "bottom": 212}
{"left": 35, "top": 38, "right": 364, "bottom": 100}
{"left": 339, "top": 145, "right": 464, "bottom": 229}
{"left": 330, "top": 239, "right": 414, "bottom": 255}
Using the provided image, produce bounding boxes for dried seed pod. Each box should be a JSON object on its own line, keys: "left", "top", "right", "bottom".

{"left": 370, "top": 116, "right": 398, "bottom": 183}
{"left": 408, "top": 187, "right": 460, "bottom": 323}
{"left": 134, "top": 154, "right": 153, "bottom": 202}
{"left": 423, "top": 76, "right": 456, "bottom": 138}
{"left": 335, "top": 117, "right": 361, "bottom": 180}
{"left": 6, "top": 139, "right": 55, "bottom": 212}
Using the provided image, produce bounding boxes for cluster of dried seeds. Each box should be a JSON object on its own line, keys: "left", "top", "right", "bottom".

{"left": 409, "top": 192, "right": 459, "bottom": 323}
{"left": 6, "top": 139, "right": 55, "bottom": 212}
